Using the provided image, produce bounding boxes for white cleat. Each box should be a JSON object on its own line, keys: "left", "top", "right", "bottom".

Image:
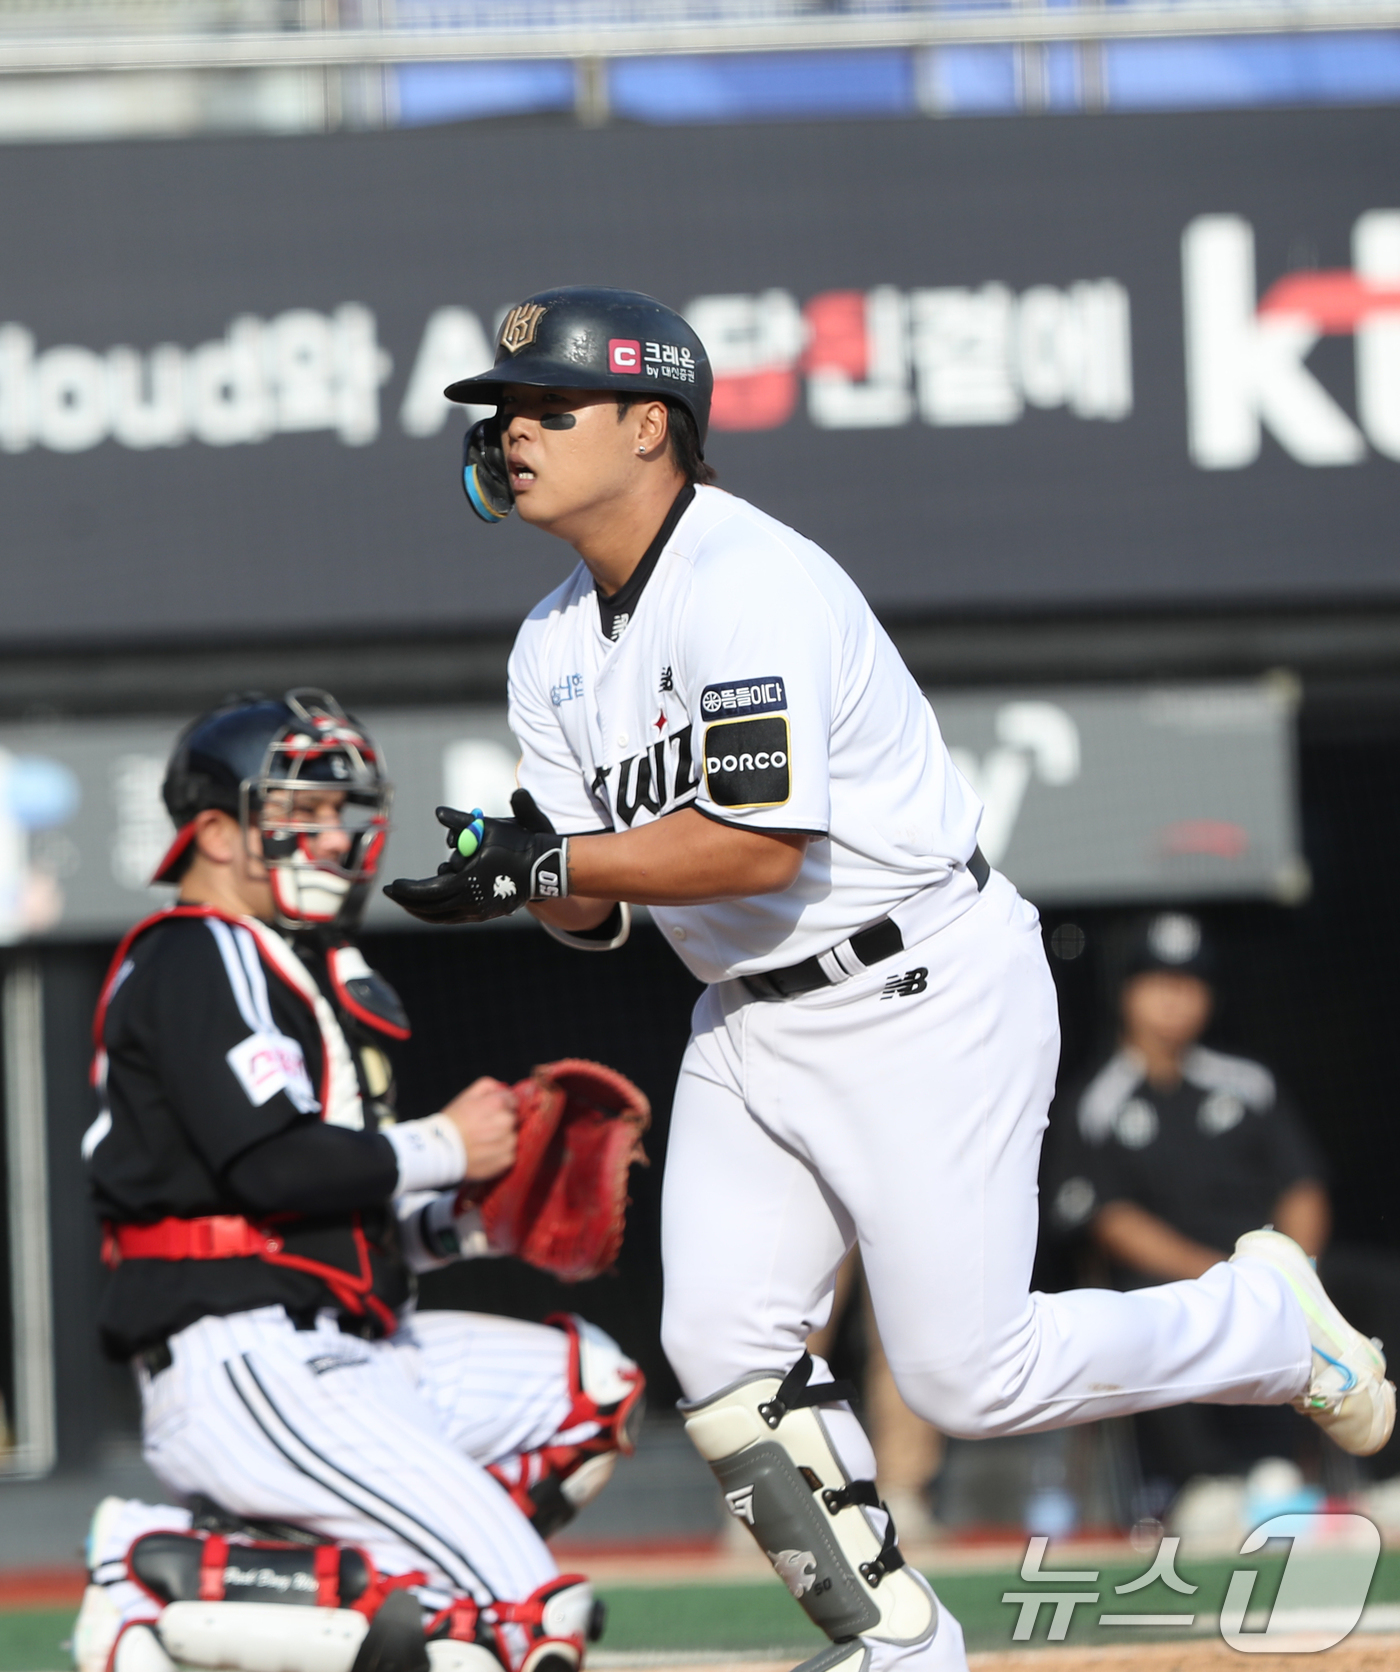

{"left": 72, "top": 1584, "right": 122, "bottom": 1672}
{"left": 427, "top": 1646, "right": 504, "bottom": 1672}
{"left": 112, "top": 1625, "right": 178, "bottom": 1672}
{"left": 1233, "top": 1227, "right": 1396, "bottom": 1456}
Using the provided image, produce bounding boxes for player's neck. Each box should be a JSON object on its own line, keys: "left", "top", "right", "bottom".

{"left": 566, "top": 470, "right": 688, "bottom": 596}
{"left": 179, "top": 856, "right": 274, "bottom": 925}
{"left": 1124, "top": 1029, "right": 1187, "bottom": 1088}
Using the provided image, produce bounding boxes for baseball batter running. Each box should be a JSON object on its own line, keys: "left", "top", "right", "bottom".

{"left": 386, "top": 288, "right": 1395, "bottom": 1672}
{"left": 78, "top": 690, "right": 646, "bottom": 1672}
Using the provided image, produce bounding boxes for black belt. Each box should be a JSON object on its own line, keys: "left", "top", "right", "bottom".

{"left": 742, "top": 846, "right": 989, "bottom": 1002}
{"left": 135, "top": 1340, "right": 174, "bottom": 1375}
{"left": 131, "top": 1307, "right": 375, "bottom": 1376}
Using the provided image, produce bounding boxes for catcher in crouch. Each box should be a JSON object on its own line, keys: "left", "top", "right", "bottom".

{"left": 75, "top": 690, "right": 650, "bottom": 1672}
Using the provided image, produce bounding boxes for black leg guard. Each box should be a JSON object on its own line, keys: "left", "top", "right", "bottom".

{"left": 352, "top": 1592, "right": 430, "bottom": 1672}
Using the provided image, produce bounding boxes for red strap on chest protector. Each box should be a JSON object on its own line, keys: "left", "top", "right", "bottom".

{"left": 102, "top": 1214, "right": 398, "bottom": 1336}
{"left": 108, "top": 1216, "right": 284, "bottom": 1262}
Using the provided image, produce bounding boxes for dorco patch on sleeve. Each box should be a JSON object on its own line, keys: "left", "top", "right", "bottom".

{"left": 700, "top": 677, "right": 786, "bottom": 718}
{"left": 226, "top": 1030, "right": 320, "bottom": 1114}
{"left": 703, "top": 716, "right": 790, "bottom": 809}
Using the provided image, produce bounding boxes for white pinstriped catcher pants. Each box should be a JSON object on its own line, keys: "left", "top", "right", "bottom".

{"left": 139, "top": 1306, "right": 575, "bottom": 1604}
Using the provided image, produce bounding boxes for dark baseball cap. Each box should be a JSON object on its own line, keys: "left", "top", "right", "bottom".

{"left": 1123, "top": 911, "right": 1216, "bottom": 981}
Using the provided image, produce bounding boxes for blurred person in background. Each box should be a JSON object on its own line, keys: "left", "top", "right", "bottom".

{"left": 807, "top": 1254, "right": 945, "bottom": 1545}
{"left": 1044, "top": 911, "right": 1400, "bottom": 1516}
{"left": 75, "top": 691, "right": 641, "bottom": 1672}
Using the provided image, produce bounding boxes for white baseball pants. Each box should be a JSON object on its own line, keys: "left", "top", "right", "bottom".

{"left": 660, "top": 871, "right": 1311, "bottom": 1672}
{"left": 139, "top": 1306, "right": 573, "bottom": 1603}
{"left": 661, "top": 869, "right": 1310, "bottom": 1431}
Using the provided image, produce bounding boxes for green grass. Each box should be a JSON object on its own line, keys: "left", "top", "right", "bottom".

{"left": 596, "top": 1547, "right": 1400, "bottom": 1656}
{"left": 0, "top": 1609, "right": 71, "bottom": 1672}
{"left": 3, "top": 1550, "right": 1396, "bottom": 1669}
{"left": 597, "top": 1582, "right": 827, "bottom": 1657}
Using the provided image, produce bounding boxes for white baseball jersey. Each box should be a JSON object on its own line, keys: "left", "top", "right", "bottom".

{"left": 505, "top": 486, "right": 1323, "bottom": 1672}
{"left": 508, "top": 485, "right": 984, "bottom": 984}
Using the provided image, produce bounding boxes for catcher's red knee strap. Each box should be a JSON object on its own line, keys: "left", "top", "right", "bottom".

{"left": 425, "top": 1598, "right": 481, "bottom": 1643}
{"left": 547, "top": 1313, "right": 645, "bottom": 1453}
{"left": 486, "top": 1316, "right": 645, "bottom": 1533}
{"left": 486, "top": 1575, "right": 590, "bottom": 1633}
{"left": 315, "top": 1545, "right": 342, "bottom": 1608}
{"left": 476, "top": 1575, "right": 598, "bottom": 1672}
{"left": 349, "top": 1566, "right": 432, "bottom": 1620}
{"left": 199, "top": 1536, "right": 227, "bottom": 1601}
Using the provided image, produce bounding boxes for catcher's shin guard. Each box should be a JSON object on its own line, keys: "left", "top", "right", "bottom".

{"left": 682, "top": 1355, "right": 934, "bottom": 1650}
{"left": 488, "top": 1315, "right": 645, "bottom": 1538}
{"left": 89, "top": 1511, "right": 433, "bottom": 1672}
{"left": 158, "top": 1600, "right": 376, "bottom": 1672}
{"left": 127, "top": 1575, "right": 595, "bottom": 1672}
{"left": 158, "top": 1589, "right": 429, "bottom": 1672}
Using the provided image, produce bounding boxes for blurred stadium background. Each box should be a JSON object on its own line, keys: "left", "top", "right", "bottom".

{"left": 3, "top": 0, "right": 1400, "bottom": 1660}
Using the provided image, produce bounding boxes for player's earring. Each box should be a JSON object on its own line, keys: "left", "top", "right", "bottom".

{"left": 638, "top": 445, "right": 646, "bottom": 453}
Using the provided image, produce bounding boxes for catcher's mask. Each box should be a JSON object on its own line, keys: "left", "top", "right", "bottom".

{"left": 154, "top": 688, "right": 391, "bottom": 932}
{"left": 445, "top": 285, "right": 712, "bottom": 527}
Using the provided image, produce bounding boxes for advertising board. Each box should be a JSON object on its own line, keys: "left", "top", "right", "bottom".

{"left": 0, "top": 108, "right": 1396, "bottom": 645}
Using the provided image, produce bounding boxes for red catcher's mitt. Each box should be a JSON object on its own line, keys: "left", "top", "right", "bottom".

{"left": 475, "top": 1059, "right": 650, "bottom": 1282}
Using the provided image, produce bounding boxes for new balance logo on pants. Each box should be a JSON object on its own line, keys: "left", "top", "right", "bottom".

{"left": 880, "top": 968, "right": 928, "bottom": 999}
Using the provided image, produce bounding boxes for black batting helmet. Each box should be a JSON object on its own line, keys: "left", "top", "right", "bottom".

{"left": 445, "top": 286, "right": 713, "bottom": 448}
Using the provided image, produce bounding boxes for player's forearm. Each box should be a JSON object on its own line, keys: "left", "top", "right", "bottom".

{"left": 529, "top": 896, "right": 618, "bottom": 932}
{"left": 225, "top": 1125, "right": 398, "bottom": 1216}
{"left": 1273, "top": 1179, "right": 1331, "bottom": 1257}
{"left": 395, "top": 1189, "right": 496, "bottom": 1271}
{"left": 565, "top": 808, "right": 806, "bottom": 905}
{"left": 1092, "top": 1200, "right": 1225, "bottom": 1282}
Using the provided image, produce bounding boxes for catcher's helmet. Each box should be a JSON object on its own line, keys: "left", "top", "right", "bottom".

{"left": 155, "top": 688, "right": 391, "bottom": 930}
{"left": 445, "top": 286, "right": 713, "bottom": 448}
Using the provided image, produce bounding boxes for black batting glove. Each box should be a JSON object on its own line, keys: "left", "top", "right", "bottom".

{"left": 509, "top": 787, "right": 557, "bottom": 834}
{"left": 383, "top": 804, "right": 569, "bottom": 925}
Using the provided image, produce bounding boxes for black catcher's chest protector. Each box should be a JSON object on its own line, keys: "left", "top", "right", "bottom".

{"left": 91, "top": 907, "right": 414, "bottom": 1352}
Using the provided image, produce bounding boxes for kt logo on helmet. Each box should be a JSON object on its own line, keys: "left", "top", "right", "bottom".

{"left": 609, "top": 339, "right": 641, "bottom": 374}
